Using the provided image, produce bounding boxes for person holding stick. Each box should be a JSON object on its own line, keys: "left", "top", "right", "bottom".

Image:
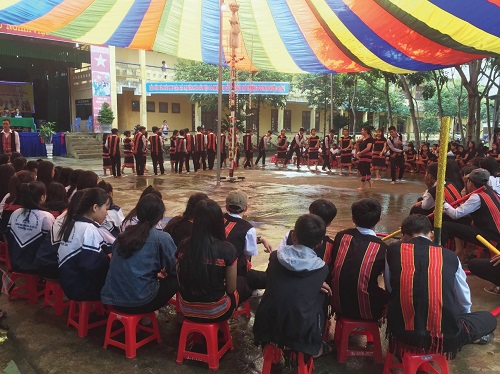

{"left": 441, "top": 168, "right": 500, "bottom": 260}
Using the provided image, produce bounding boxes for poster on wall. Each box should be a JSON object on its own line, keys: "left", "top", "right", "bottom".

{"left": 0, "top": 81, "right": 34, "bottom": 114}
{"left": 90, "top": 45, "right": 111, "bottom": 133}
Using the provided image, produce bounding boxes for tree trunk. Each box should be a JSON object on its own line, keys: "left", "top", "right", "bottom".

{"left": 476, "top": 95, "right": 482, "bottom": 143}
{"left": 384, "top": 76, "right": 393, "bottom": 128}
{"left": 256, "top": 96, "right": 261, "bottom": 139}
{"left": 399, "top": 75, "right": 421, "bottom": 148}
{"left": 486, "top": 96, "right": 492, "bottom": 142}
{"left": 350, "top": 76, "right": 357, "bottom": 133}
{"left": 432, "top": 71, "right": 444, "bottom": 119}
{"left": 455, "top": 61, "right": 482, "bottom": 143}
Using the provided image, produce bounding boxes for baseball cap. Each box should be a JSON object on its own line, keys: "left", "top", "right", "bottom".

{"left": 226, "top": 191, "right": 248, "bottom": 211}
{"left": 466, "top": 168, "right": 490, "bottom": 185}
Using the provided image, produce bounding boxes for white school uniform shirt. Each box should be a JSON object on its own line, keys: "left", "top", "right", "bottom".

{"left": 9, "top": 208, "right": 55, "bottom": 248}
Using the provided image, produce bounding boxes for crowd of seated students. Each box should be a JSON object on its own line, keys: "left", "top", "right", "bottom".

{"left": 0, "top": 151, "right": 499, "bottom": 369}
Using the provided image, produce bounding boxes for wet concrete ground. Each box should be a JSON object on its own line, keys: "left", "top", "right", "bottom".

{"left": 0, "top": 157, "right": 499, "bottom": 373}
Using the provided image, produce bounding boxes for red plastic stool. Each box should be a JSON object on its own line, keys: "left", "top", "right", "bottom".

{"left": 383, "top": 350, "right": 449, "bottom": 374}
{"left": 232, "top": 300, "right": 251, "bottom": 318}
{"left": 261, "top": 344, "right": 314, "bottom": 374}
{"left": 103, "top": 310, "right": 162, "bottom": 358}
{"left": 43, "top": 279, "right": 70, "bottom": 315}
{"left": 67, "top": 300, "right": 107, "bottom": 337}
{"left": 8, "top": 272, "right": 44, "bottom": 304}
{"left": 176, "top": 319, "right": 234, "bottom": 370}
{"left": 167, "top": 292, "right": 181, "bottom": 313}
{"left": 334, "top": 316, "right": 383, "bottom": 364}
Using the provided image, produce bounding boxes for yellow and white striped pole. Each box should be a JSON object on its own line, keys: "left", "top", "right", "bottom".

{"left": 433, "top": 117, "right": 451, "bottom": 244}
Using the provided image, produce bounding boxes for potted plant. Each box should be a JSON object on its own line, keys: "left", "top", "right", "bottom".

{"left": 39, "top": 121, "right": 56, "bottom": 158}
{"left": 97, "top": 102, "right": 115, "bottom": 134}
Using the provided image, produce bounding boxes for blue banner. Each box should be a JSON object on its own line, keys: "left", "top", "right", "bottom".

{"left": 146, "top": 81, "right": 290, "bottom": 95}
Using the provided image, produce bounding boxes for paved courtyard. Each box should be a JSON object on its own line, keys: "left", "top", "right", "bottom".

{"left": 0, "top": 157, "right": 498, "bottom": 373}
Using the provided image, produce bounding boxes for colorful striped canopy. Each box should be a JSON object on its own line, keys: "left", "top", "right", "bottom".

{"left": 0, "top": 0, "right": 499, "bottom": 74}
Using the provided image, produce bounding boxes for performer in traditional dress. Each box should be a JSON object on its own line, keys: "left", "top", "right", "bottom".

{"left": 106, "top": 128, "right": 121, "bottom": 178}
{"left": 356, "top": 126, "right": 374, "bottom": 191}
{"left": 148, "top": 126, "right": 165, "bottom": 175}
{"left": 322, "top": 129, "right": 335, "bottom": 171}
{"left": 285, "top": 128, "right": 305, "bottom": 169}
{"left": 194, "top": 126, "right": 206, "bottom": 171}
{"left": 175, "top": 130, "right": 186, "bottom": 174}
{"left": 404, "top": 142, "right": 418, "bottom": 173}
{"left": 102, "top": 134, "right": 111, "bottom": 176}
{"left": 132, "top": 126, "right": 147, "bottom": 176}
{"left": 206, "top": 129, "right": 217, "bottom": 170}
{"left": 275, "top": 129, "right": 288, "bottom": 167}
{"left": 328, "top": 199, "right": 388, "bottom": 321}
{"left": 255, "top": 130, "right": 272, "bottom": 167}
{"left": 184, "top": 128, "right": 195, "bottom": 173}
{"left": 307, "top": 129, "right": 320, "bottom": 171}
{"left": 242, "top": 129, "right": 254, "bottom": 169}
{"left": 371, "top": 128, "right": 386, "bottom": 180}
{"left": 339, "top": 128, "right": 353, "bottom": 175}
{"left": 169, "top": 130, "right": 178, "bottom": 173}
{"left": 386, "top": 214, "right": 496, "bottom": 359}
{"left": 387, "top": 125, "right": 406, "bottom": 184}
{"left": 415, "top": 143, "right": 431, "bottom": 173}
{"left": 121, "top": 131, "right": 135, "bottom": 175}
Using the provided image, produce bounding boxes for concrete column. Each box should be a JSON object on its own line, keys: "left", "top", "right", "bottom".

{"left": 311, "top": 107, "right": 316, "bottom": 131}
{"left": 278, "top": 107, "right": 284, "bottom": 131}
{"left": 194, "top": 102, "right": 202, "bottom": 129}
{"left": 109, "top": 46, "right": 119, "bottom": 129}
{"left": 139, "top": 49, "right": 148, "bottom": 129}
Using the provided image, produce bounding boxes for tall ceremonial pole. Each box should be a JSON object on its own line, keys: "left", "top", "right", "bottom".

{"left": 433, "top": 116, "right": 451, "bottom": 244}
{"left": 216, "top": 0, "right": 224, "bottom": 186}
{"left": 228, "top": 1, "right": 240, "bottom": 179}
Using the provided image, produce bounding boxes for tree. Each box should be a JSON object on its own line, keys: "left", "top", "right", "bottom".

{"left": 398, "top": 72, "right": 434, "bottom": 148}
{"left": 419, "top": 114, "right": 440, "bottom": 143}
{"left": 240, "top": 70, "right": 292, "bottom": 137}
{"left": 358, "top": 70, "right": 399, "bottom": 127}
{"left": 296, "top": 74, "right": 350, "bottom": 136}
{"left": 174, "top": 59, "right": 231, "bottom": 111}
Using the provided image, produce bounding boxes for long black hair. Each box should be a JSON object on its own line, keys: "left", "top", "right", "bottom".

{"left": 446, "top": 159, "right": 464, "bottom": 192}
{"left": 56, "top": 189, "right": 86, "bottom": 242}
{"left": 61, "top": 188, "right": 109, "bottom": 242}
{"left": 58, "top": 167, "right": 73, "bottom": 187}
{"left": 0, "top": 164, "right": 15, "bottom": 201}
{"left": 67, "top": 169, "right": 83, "bottom": 197}
{"left": 37, "top": 160, "right": 54, "bottom": 189}
{"left": 6, "top": 170, "right": 36, "bottom": 204}
{"left": 76, "top": 170, "right": 98, "bottom": 191}
{"left": 178, "top": 199, "right": 226, "bottom": 293}
{"left": 20, "top": 181, "right": 46, "bottom": 213}
{"left": 116, "top": 194, "right": 165, "bottom": 258}
{"left": 164, "top": 192, "right": 208, "bottom": 234}
{"left": 123, "top": 185, "right": 162, "bottom": 224}
{"left": 44, "top": 182, "right": 69, "bottom": 214}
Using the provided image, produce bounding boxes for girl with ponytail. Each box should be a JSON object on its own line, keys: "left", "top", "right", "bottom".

{"left": 58, "top": 188, "right": 114, "bottom": 301}
{"left": 7, "top": 182, "right": 56, "bottom": 277}
{"left": 101, "top": 194, "right": 178, "bottom": 313}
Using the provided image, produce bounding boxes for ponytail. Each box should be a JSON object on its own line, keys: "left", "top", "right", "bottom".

{"left": 20, "top": 181, "right": 46, "bottom": 212}
{"left": 116, "top": 194, "right": 165, "bottom": 258}
{"left": 61, "top": 188, "right": 109, "bottom": 242}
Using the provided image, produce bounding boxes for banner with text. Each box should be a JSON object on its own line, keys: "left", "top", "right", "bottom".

{"left": 90, "top": 45, "right": 111, "bottom": 133}
{"left": 0, "top": 24, "right": 69, "bottom": 42}
{"left": 146, "top": 82, "right": 290, "bottom": 95}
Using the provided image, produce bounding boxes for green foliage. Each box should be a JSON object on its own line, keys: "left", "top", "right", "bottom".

{"left": 97, "top": 102, "right": 115, "bottom": 124}
{"left": 39, "top": 121, "right": 56, "bottom": 144}
{"left": 221, "top": 112, "right": 246, "bottom": 133}
{"left": 420, "top": 114, "right": 440, "bottom": 141}
{"left": 332, "top": 114, "right": 349, "bottom": 130}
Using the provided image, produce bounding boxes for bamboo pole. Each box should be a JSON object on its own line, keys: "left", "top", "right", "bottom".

{"left": 433, "top": 117, "right": 451, "bottom": 244}
{"left": 476, "top": 235, "right": 500, "bottom": 256}
{"left": 381, "top": 185, "right": 486, "bottom": 242}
